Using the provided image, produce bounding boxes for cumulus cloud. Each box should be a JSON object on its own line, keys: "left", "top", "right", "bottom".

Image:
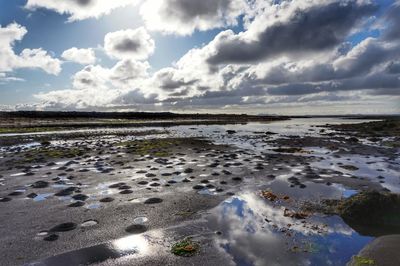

{"left": 33, "top": 0, "right": 400, "bottom": 114}
{"left": 36, "top": 58, "right": 153, "bottom": 109}
{"left": 140, "top": 0, "right": 247, "bottom": 35}
{"left": 0, "top": 23, "right": 61, "bottom": 75}
{"left": 25, "top": 0, "right": 136, "bottom": 22}
{"left": 207, "top": 0, "right": 377, "bottom": 65}
{"left": 61, "top": 47, "right": 96, "bottom": 65}
{"left": 104, "top": 27, "right": 155, "bottom": 60}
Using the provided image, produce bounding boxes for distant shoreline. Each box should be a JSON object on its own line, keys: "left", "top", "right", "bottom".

{"left": 1, "top": 111, "right": 399, "bottom": 120}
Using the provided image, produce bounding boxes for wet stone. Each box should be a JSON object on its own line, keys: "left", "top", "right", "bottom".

{"left": 161, "top": 173, "right": 172, "bottom": 176}
{"left": 72, "top": 194, "right": 89, "bottom": 201}
{"left": 50, "top": 222, "right": 77, "bottom": 232}
{"left": 144, "top": 198, "right": 163, "bottom": 204}
{"left": 137, "top": 181, "right": 149, "bottom": 185}
{"left": 44, "top": 234, "right": 59, "bottom": 242}
{"left": 109, "top": 183, "right": 126, "bottom": 189}
{"left": 193, "top": 185, "right": 205, "bottom": 190}
{"left": 68, "top": 201, "right": 85, "bottom": 207}
{"left": 99, "top": 197, "right": 114, "bottom": 203}
{"left": 119, "top": 190, "right": 133, "bottom": 194}
{"left": 125, "top": 224, "right": 147, "bottom": 234}
{"left": 27, "top": 193, "right": 38, "bottom": 199}
{"left": 136, "top": 170, "right": 147, "bottom": 174}
{"left": 55, "top": 187, "right": 76, "bottom": 196}
{"left": 118, "top": 185, "right": 132, "bottom": 190}
{"left": 32, "top": 181, "right": 49, "bottom": 189}
{"left": 184, "top": 168, "right": 193, "bottom": 173}
{"left": 8, "top": 191, "right": 24, "bottom": 196}
{"left": 0, "top": 197, "right": 12, "bottom": 202}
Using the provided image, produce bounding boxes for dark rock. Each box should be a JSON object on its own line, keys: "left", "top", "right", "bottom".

{"left": 50, "top": 222, "right": 77, "bottom": 232}
{"left": 144, "top": 198, "right": 163, "bottom": 204}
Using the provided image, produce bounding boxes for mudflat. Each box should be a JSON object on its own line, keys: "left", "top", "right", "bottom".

{"left": 1, "top": 115, "right": 399, "bottom": 266}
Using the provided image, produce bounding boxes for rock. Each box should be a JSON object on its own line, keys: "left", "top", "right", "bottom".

{"left": 50, "top": 222, "right": 77, "bottom": 232}
{"left": 72, "top": 194, "right": 88, "bottom": 201}
{"left": 338, "top": 191, "right": 400, "bottom": 236}
{"left": 99, "top": 197, "right": 114, "bottom": 203}
{"left": 226, "top": 130, "right": 236, "bottom": 135}
{"left": 144, "top": 198, "right": 163, "bottom": 204}
{"left": 125, "top": 224, "right": 147, "bottom": 234}
{"left": 348, "top": 137, "right": 359, "bottom": 142}
{"left": 27, "top": 193, "right": 38, "bottom": 199}
{"left": 340, "top": 165, "right": 359, "bottom": 171}
{"left": 32, "top": 181, "right": 49, "bottom": 188}
{"left": 348, "top": 235, "right": 400, "bottom": 266}
{"left": 44, "top": 234, "right": 59, "bottom": 241}
{"left": 68, "top": 201, "right": 85, "bottom": 207}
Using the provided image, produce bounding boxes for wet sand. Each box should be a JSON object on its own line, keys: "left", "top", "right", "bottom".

{"left": 0, "top": 117, "right": 399, "bottom": 266}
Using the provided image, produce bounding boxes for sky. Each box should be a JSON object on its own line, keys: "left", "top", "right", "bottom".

{"left": 0, "top": 0, "right": 399, "bottom": 115}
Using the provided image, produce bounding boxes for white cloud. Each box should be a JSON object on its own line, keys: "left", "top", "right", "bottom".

{"left": 0, "top": 72, "right": 25, "bottom": 84}
{"left": 104, "top": 27, "right": 155, "bottom": 60}
{"left": 32, "top": 0, "right": 400, "bottom": 114}
{"left": 35, "top": 58, "right": 154, "bottom": 109}
{"left": 140, "top": 0, "right": 248, "bottom": 35}
{"left": 25, "top": 0, "right": 137, "bottom": 22}
{"left": 0, "top": 23, "right": 62, "bottom": 75}
{"left": 62, "top": 47, "right": 96, "bottom": 65}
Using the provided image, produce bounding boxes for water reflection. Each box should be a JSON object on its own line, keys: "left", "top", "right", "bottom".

{"left": 312, "top": 154, "right": 400, "bottom": 193}
{"left": 205, "top": 192, "right": 372, "bottom": 266}
{"left": 28, "top": 235, "right": 151, "bottom": 266}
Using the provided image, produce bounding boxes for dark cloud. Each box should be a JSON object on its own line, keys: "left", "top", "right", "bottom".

{"left": 140, "top": 0, "right": 244, "bottom": 35}
{"left": 383, "top": 1, "right": 400, "bottom": 41}
{"left": 386, "top": 61, "right": 400, "bottom": 74}
{"left": 163, "top": 0, "right": 235, "bottom": 20}
{"left": 104, "top": 28, "right": 155, "bottom": 60}
{"left": 154, "top": 68, "right": 199, "bottom": 90}
{"left": 75, "top": 0, "right": 92, "bottom": 6}
{"left": 113, "top": 39, "right": 140, "bottom": 53}
{"left": 267, "top": 73, "right": 400, "bottom": 96}
{"left": 207, "top": 1, "right": 377, "bottom": 65}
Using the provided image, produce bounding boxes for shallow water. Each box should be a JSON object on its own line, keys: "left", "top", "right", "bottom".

{"left": 28, "top": 234, "right": 154, "bottom": 266}
{"left": 1, "top": 117, "right": 398, "bottom": 266}
{"left": 205, "top": 192, "right": 373, "bottom": 266}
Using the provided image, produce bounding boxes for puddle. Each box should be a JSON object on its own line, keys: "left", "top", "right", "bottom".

{"left": 28, "top": 234, "right": 152, "bottom": 266}
{"left": 204, "top": 192, "right": 373, "bottom": 266}
{"left": 33, "top": 193, "right": 54, "bottom": 202}
{"left": 86, "top": 203, "right": 101, "bottom": 209}
{"left": 311, "top": 154, "right": 400, "bottom": 193}
{"left": 1, "top": 117, "right": 397, "bottom": 266}
{"left": 81, "top": 220, "right": 99, "bottom": 227}
{"left": 133, "top": 217, "right": 149, "bottom": 224}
